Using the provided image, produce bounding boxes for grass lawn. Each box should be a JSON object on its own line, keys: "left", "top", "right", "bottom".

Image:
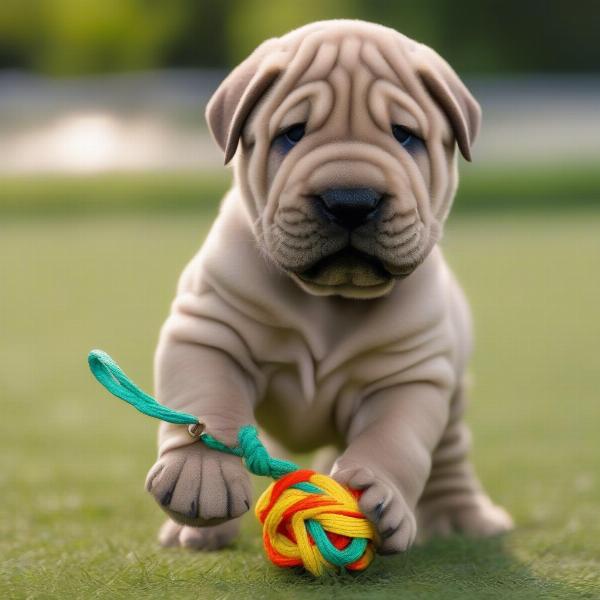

{"left": 1, "top": 202, "right": 599, "bottom": 598}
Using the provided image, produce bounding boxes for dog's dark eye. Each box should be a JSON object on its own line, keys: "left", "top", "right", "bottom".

{"left": 392, "top": 124, "right": 419, "bottom": 149}
{"left": 275, "top": 123, "right": 306, "bottom": 154}
{"left": 284, "top": 123, "right": 305, "bottom": 143}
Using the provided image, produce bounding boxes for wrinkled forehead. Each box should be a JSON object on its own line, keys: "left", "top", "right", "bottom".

{"left": 244, "top": 32, "right": 447, "bottom": 143}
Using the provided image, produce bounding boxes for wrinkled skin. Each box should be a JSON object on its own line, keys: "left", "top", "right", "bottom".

{"left": 235, "top": 25, "right": 465, "bottom": 299}
{"left": 146, "top": 20, "right": 513, "bottom": 554}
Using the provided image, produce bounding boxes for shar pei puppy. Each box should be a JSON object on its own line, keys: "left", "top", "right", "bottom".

{"left": 146, "top": 19, "right": 513, "bottom": 554}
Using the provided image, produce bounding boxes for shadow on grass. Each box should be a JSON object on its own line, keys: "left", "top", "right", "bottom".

{"left": 258, "top": 535, "right": 580, "bottom": 600}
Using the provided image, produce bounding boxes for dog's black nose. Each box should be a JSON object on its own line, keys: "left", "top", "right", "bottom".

{"left": 319, "top": 188, "right": 382, "bottom": 230}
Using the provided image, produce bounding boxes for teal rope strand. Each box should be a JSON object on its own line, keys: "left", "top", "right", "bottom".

{"left": 87, "top": 349, "right": 299, "bottom": 479}
{"left": 88, "top": 349, "right": 197, "bottom": 425}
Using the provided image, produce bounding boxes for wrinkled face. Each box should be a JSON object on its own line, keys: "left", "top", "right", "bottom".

{"left": 207, "top": 23, "right": 480, "bottom": 298}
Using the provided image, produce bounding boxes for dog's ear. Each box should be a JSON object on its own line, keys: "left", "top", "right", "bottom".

{"left": 414, "top": 45, "right": 481, "bottom": 161}
{"left": 206, "top": 39, "right": 283, "bottom": 164}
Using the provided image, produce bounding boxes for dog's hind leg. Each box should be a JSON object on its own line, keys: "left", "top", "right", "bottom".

{"left": 158, "top": 517, "right": 241, "bottom": 550}
{"left": 415, "top": 382, "right": 513, "bottom": 542}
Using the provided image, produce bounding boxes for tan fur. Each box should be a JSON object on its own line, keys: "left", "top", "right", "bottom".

{"left": 146, "top": 20, "right": 512, "bottom": 554}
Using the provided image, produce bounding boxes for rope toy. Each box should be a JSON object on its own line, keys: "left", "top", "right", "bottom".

{"left": 87, "top": 350, "right": 377, "bottom": 576}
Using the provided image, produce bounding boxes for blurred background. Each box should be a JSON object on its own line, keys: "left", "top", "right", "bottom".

{"left": 1, "top": 0, "right": 600, "bottom": 184}
{"left": 1, "top": 2, "right": 599, "bottom": 598}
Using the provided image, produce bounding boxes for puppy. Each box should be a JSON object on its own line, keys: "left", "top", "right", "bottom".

{"left": 146, "top": 20, "right": 513, "bottom": 554}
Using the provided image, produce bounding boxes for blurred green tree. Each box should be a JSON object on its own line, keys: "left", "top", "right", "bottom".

{"left": 224, "top": 0, "right": 360, "bottom": 61}
{"left": 0, "top": 0, "right": 598, "bottom": 75}
{"left": 0, "top": 0, "right": 185, "bottom": 75}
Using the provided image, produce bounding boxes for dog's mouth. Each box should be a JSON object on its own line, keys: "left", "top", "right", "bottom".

{"left": 296, "top": 247, "right": 392, "bottom": 288}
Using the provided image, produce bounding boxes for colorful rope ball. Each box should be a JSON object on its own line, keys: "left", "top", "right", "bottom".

{"left": 255, "top": 468, "right": 377, "bottom": 576}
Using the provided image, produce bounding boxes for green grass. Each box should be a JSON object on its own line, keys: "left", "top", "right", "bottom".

{"left": 1, "top": 205, "right": 600, "bottom": 598}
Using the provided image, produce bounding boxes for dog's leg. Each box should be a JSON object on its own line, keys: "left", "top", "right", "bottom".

{"left": 158, "top": 517, "right": 242, "bottom": 551}
{"left": 415, "top": 383, "right": 513, "bottom": 542}
{"left": 331, "top": 382, "right": 451, "bottom": 555}
{"left": 146, "top": 327, "right": 257, "bottom": 550}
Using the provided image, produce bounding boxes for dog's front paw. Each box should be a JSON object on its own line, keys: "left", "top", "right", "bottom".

{"left": 145, "top": 443, "right": 252, "bottom": 527}
{"left": 331, "top": 462, "right": 416, "bottom": 555}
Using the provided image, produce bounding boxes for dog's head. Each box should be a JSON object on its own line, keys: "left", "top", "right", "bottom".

{"left": 206, "top": 20, "right": 480, "bottom": 299}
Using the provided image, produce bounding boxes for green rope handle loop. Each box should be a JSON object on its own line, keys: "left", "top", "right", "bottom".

{"left": 88, "top": 350, "right": 198, "bottom": 426}
{"left": 87, "top": 349, "right": 299, "bottom": 479}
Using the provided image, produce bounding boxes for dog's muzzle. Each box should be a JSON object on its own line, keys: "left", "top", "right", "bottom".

{"left": 317, "top": 187, "right": 383, "bottom": 230}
